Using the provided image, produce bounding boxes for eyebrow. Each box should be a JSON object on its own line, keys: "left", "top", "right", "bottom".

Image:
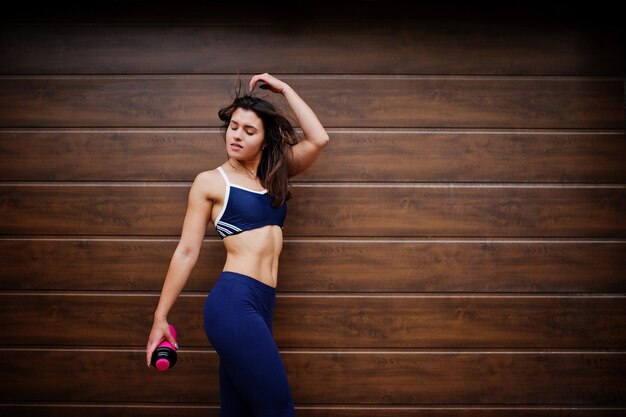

{"left": 230, "top": 119, "right": 259, "bottom": 131}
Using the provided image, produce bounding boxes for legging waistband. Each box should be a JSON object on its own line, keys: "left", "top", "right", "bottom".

{"left": 219, "top": 271, "right": 276, "bottom": 295}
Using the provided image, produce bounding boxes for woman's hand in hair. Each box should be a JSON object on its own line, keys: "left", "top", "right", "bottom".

{"left": 249, "top": 73, "right": 289, "bottom": 95}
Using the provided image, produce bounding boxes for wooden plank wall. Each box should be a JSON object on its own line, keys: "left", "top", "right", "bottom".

{"left": 1, "top": 2, "right": 625, "bottom": 416}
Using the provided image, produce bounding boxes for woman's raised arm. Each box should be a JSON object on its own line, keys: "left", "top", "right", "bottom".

{"left": 249, "top": 73, "right": 329, "bottom": 176}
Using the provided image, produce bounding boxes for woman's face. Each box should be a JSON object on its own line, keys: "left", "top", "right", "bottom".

{"left": 225, "top": 108, "right": 265, "bottom": 161}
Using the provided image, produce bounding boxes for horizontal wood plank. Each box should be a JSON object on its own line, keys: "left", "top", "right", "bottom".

{"left": 1, "top": 349, "right": 624, "bottom": 404}
{"left": 1, "top": 294, "right": 624, "bottom": 348}
{"left": 1, "top": 239, "right": 625, "bottom": 292}
{"left": 1, "top": 19, "right": 622, "bottom": 76}
{"left": 276, "top": 296, "right": 626, "bottom": 348}
{"left": 1, "top": 129, "right": 625, "bottom": 183}
{"left": 1, "top": 185, "right": 624, "bottom": 237}
{"left": 0, "top": 184, "right": 190, "bottom": 236}
{"left": 2, "top": 404, "right": 625, "bottom": 417}
{"left": 1, "top": 77, "right": 623, "bottom": 128}
{"left": 289, "top": 185, "right": 626, "bottom": 237}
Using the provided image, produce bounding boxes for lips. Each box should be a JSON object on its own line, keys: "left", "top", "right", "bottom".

{"left": 230, "top": 143, "right": 243, "bottom": 151}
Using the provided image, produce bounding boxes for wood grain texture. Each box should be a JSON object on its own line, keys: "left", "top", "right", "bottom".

{"left": 1, "top": 239, "right": 625, "bottom": 292}
{"left": 0, "top": 184, "right": 190, "bottom": 236}
{"left": 1, "top": 20, "right": 622, "bottom": 76}
{"left": 288, "top": 185, "right": 626, "bottom": 238}
{"left": 1, "top": 77, "right": 623, "bottom": 128}
{"left": 2, "top": 294, "right": 624, "bottom": 348}
{"left": 1, "top": 129, "right": 625, "bottom": 183}
{"left": 2, "top": 349, "right": 624, "bottom": 404}
{"left": 1, "top": 184, "right": 624, "bottom": 237}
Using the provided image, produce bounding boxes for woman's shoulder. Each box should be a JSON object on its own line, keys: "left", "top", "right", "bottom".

{"left": 194, "top": 166, "right": 222, "bottom": 181}
{"left": 191, "top": 166, "right": 227, "bottom": 199}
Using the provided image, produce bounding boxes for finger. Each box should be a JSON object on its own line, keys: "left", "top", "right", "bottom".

{"left": 168, "top": 336, "right": 179, "bottom": 349}
{"left": 249, "top": 75, "right": 261, "bottom": 91}
{"left": 146, "top": 338, "right": 160, "bottom": 367}
{"left": 161, "top": 328, "right": 178, "bottom": 349}
{"left": 251, "top": 73, "right": 272, "bottom": 91}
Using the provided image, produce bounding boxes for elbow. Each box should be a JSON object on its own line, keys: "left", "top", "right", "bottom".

{"left": 317, "top": 132, "right": 330, "bottom": 148}
{"left": 175, "top": 244, "right": 200, "bottom": 264}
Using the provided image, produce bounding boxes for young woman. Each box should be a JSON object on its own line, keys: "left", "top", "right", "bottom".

{"left": 146, "top": 73, "right": 329, "bottom": 417}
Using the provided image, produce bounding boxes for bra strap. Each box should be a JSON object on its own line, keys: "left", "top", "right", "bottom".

{"left": 216, "top": 166, "right": 230, "bottom": 185}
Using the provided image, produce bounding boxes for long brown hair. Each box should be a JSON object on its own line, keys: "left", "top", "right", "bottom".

{"left": 218, "top": 93, "right": 299, "bottom": 207}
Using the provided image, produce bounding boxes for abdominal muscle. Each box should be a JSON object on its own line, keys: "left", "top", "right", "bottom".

{"left": 221, "top": 225, "right": 283, "bottom": 288}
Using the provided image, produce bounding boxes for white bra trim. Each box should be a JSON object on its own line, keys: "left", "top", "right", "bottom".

{"left": 217, "top": 166, "right": 267, "bottom": 194}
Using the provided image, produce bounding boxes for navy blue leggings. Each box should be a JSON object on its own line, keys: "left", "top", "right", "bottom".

{"left": 203, "top": 271, "right": 294, "bottom": 417}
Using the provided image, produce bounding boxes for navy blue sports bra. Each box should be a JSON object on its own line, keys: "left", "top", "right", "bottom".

{"left": 214, "top": 167, "right": 287, "bottom": 238}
